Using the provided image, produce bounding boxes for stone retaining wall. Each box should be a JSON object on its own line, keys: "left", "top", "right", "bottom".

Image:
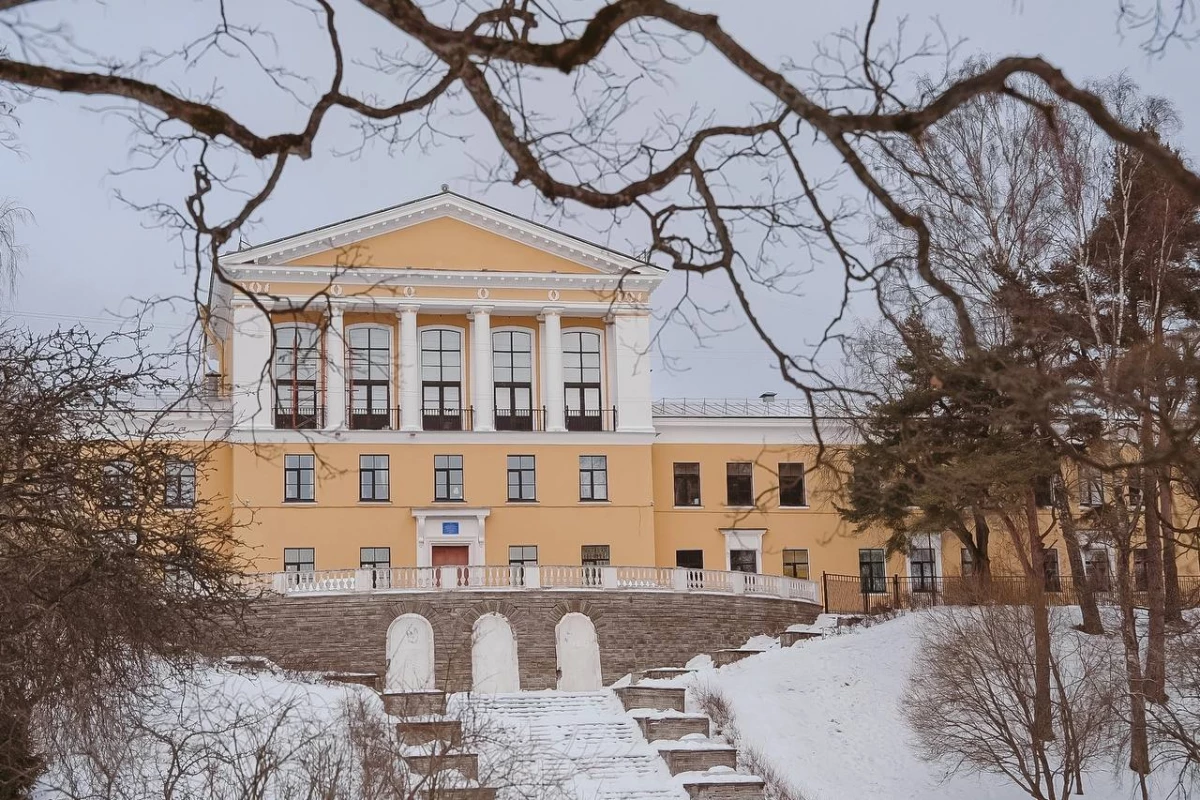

{"left": 244, "top": 591, "right": 818, "bottom": 690}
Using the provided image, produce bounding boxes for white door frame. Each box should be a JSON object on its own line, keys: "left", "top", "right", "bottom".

{"left": 412, "top": 507, "right": 490, "bottom": 566}
{"left": 720, "top": 528, "right": 766, "bottom": 572}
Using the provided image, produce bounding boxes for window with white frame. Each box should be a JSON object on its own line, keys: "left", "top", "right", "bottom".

{"left": 348, "top": 326, "right": 391, "bottom": 430}
{"left": 273, "top": 324, "right": 321, "bottom": 428}
{"left": 284, "top": 547, "right": 314, "bottom": 572}
{"left": 284, "top": 454, "right": 315, "bottom": 502}
{"left": 506, "top": 455, "right": 536, "bottom": 502}
{"left": 164, "top": 459, "right": 196, "bottom": 509}
{"left": 359, "top": 455, "right": 389, "bottom": 502}
{"left": 421, "top": 329, "right": 463, "bottom": 430}
{"left": 563, "top": 330, "right": 603, "bottom": 430}
{"left": 783, "top": 548, "right": 810, "bottom": 579}
{"left": 493, "top": 330, "right": 534, "bottom": 430}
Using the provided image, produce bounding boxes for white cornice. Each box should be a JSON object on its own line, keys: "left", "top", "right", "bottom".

{"left": 651, "top": 416, "right": 859, "bottom": 446}
{"left": 221, "top": 265, "right": 663, "bottom": 295}
{"left": 217, "top": 193, "right": 664, "bottom": 278}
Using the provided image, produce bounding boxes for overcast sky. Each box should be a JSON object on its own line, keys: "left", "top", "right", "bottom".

{"left": 2, "top": 1, "right": 1196, "bottom": 398}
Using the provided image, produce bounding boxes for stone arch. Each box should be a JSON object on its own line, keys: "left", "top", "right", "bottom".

{"left": 471, "top": 612, "right": 520, "bottom": 693}
{"left": 555, "top": 612, "right": 602, "bottom": 691}
{"left": 385, "top": 613, "right": 435, "bottom": 693}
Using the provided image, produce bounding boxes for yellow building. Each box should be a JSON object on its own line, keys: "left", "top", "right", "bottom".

{"left": 182, "top": 190, "right": 1196, "bottom": 601}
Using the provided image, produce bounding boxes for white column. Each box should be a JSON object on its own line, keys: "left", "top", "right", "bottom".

{"left": 612, "top": 313, "right": 654, "bottom": 431}
{"left": 469, "top": 305, "right": 494, "bottom": 431}
{"left": 230, "top": 301, "right": 273, "bottom": 430}
{"left": 324, "top": 303, "right": 346, "bottom": 430}
{"left": 541, "top": 308, "right": 565, "bottom": 432}
{"left": 398, "top": 305, "right": 421, "bottom": 431}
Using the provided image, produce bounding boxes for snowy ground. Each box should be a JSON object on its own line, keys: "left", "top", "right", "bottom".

{"left": 664, "top": 612, "right": 1160, "bottom": 800}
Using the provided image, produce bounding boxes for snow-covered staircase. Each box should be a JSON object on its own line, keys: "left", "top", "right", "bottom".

{"left": 453, "top": 691, "right": 687, "bottom": 800}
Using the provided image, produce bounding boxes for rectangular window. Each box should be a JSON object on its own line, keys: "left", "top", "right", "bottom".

{"left": 783, "top": 548, "right": 810, "bottom": 580}
{"left": 1033, "top": 475, "right": 1055, "bottom": 508}
{"left": 284, "top": 547, "right": 314, "bottom": 572}
{"left": 859, "top": 548, "right": 886, "bottom": 593}
{"left": 164, "top": 459, "right": 196, "bottom": 509}
{"left": 359, "top": 546, "right": 391, "bottom": 570}
{"left": 1043, "top": 548, "right": 1062, "bottom": 592}
{"left": 359, "top": 455, "right": 390, "bottom": 502}
{"left": 284, "top": 454, "right": 315, "bottom": 502}
{"left": 581, "top": 544, "right": 611, "bottom": 566}
{"left": 508, "top": 545, "right": 538, "bottom": 566}
{"left": 726, "top": 462, "right": 753, "bottom": 507}
{"left": 1079, "top": 467, "right": 1104, "bottom": 508}
{"left": 779, "top": 462, "right": 807, "bottom": 507}
{"left": 730, "top": 549, "right": 758, "bottom": 573}
{"left": 102, "top": 460, "right": 135, "bottom": 509}
{"left": 579, "top": 455, "right": 609, "bottom": 501}
{"left": 910, "top": 547, "right": 937, "bottom": 592}
{"left": 961, "top": 547, "right": 975, "bottom": 577}
{"left": 1084, "top": 547, "right": 1111, "bottom": 592}
{"left": 434, "top": 455, "right": 464, "bottom": 501}
{"left": 1133, "top": 548, "right": 1148, "bottom": 592}
{"left": 506, "top": 455, "right": 536, "bottom": 502}
{"left": 676, "top": 549, "right": 704, "bottom": 570}
{"left": 1124, "top": 480, "right": 1144, "bottom": 509}
{"left": 673, "top": 462, "right": 701, "bottom": 507}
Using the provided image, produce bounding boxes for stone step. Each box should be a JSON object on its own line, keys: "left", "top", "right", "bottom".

{"left": 780, "top": 630, "right": 822, "bottom": 647}
{"left": 420, "top": 789, "right": 497, "bottom": 800}
{"left": 679, "top": 769, "right": 766, "bottom": 800}
{"left": 637, "top": 714, "right": 711, "bottom": 741}
{"left": 614, "top": 685, "right": 686, "bottom": 712}
{"left": 712, "top": 649, "right": 764, "bottom": 667}
{"left": 403, "top": 752, "right": 479, "bottom": 781}
{"left": 322, "top": 672, "right": 380, "bottom": 691}
{"left": 382, "top": 691, "right": 447, "bottom": 718}
{"left": 396, "top": 718, "right": 462, "bottom": 746}
{"left": 640, "top": 667, "right": 694, "bottom": 681}
{"left": 657, "top": 743, "right": 738, "bottom": 775}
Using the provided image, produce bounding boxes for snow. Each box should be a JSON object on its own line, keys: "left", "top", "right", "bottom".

{"left": 684, "top": 653, "right": 714, "bottom": 670}
{"left": 672, "top": 611, "right": 1170, "bottom": 800}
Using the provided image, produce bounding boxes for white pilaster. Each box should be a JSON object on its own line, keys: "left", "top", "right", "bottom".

{"left": 612, "top": 313, "right": 654, "bottom": 432}
{"left": 230, "top": 302, "right": 273, "bottom": 430}
{"left": 398, "top": 305, "right": 421, "bottom": 431}
{"left": 541, "top": 307, "right": 565, "bottom": 432}
{"left": 324, "top": 303, "right": 346, "bottom": 430}
{"left": 469, "top": 305, "right": 494, "bottom": 431}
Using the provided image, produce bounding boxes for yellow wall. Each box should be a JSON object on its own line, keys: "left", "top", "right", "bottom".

{"left": 286, "top": 217, "right": 599, "bottom": 273}
{"left": 230, "top": 442, "right": 654, "bottom": 571}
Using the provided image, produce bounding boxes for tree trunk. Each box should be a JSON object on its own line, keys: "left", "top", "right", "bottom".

{"left": 1159, "top": 477, "right": 1182, "bottom": 623}
{"left": 1053, "top": 470, "right": 1103, "bottom": 634}
{"left": 0, "top": 701, "right": 41, "bottom": 800}
{"left": 1141, "top": 413, "right": 1168, "bottom": 704}
{"left": 1115, "top": 536, "right": 1152, "bottom": 779}
{"left": 1028, "top": 490, "right": 1054, "bottom": 742}
{"left": 973, "top": 511, "right": 992, "bottom": 581}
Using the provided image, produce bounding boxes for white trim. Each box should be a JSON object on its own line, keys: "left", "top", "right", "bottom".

{"left": 224, "top": 428, "right": 655, "bottom": 445}
{"left": 222, "top": 265, "right": 663, "bottom": 294}
{"left": 906, "top": 532, "right": 943, "bottom": 585}
{"left": 721, "top": 528, "right": 766, "bottom": 572}
{"left": 412, "top": 506, "right": 491, "bottom": 567}
{"left": 652, "top": 417, "right": 858, "bottom": 445}
{"left": 250, "top": 294, "right": 650, "bottom": 318}
{"left": 218, "top": 193, "right": 663, "bottom": 276}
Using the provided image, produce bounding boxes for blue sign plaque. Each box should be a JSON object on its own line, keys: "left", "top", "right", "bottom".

{"left": 442, "top": 521, "right": 460, "bottom": 535}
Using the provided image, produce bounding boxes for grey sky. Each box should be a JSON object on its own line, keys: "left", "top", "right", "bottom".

{"left": 2, "top": 0, "right": 1195, "bottom": 397}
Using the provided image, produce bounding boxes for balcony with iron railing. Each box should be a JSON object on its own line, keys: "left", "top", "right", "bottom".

{"left": 248, "top": 564, "right": 822, "bottom": 604}
{"left": 280, "top": 405, "right": 620, "bottom": 432}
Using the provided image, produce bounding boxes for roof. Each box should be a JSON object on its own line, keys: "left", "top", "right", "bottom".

{"left": 217, "top": 189, "right": 666, "bottom": 277}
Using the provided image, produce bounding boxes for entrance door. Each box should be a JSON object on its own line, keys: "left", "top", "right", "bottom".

{"left": 432, "top": 545, "right": 470, "bottom": 587}
{"left": 555, "top": 612, "right": 602, "bottom": 691}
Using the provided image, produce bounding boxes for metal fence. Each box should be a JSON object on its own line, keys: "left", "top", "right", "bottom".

{"left": 821, "top": 572, "right": 1200, "bottom": 615}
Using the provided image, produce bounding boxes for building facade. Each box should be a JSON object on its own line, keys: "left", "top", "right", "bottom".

{"left": 186, "top": 191, "right": 1195, "bottom": 594}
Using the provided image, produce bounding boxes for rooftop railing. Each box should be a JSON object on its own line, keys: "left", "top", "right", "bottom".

{"left": 251, "top": 564, "right": 821, "bottom": 605}
{"left": 653, "top": 397, "right": 815, "bottom": 418}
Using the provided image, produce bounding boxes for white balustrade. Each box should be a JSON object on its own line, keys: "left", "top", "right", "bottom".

{"left": 258, "top": 565, "right": 821, "bottom": 604}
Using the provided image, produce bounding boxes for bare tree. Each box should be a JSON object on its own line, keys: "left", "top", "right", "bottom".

{"left": 905, "top": 605, "right": 1122, "bottom": 800}
{"left": 0, "top": 325, "right": 250, "bottom": 800}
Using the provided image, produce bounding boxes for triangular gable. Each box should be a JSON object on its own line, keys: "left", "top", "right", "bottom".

{"left": 219, "top": 191, "right": 662, "bottom": 276}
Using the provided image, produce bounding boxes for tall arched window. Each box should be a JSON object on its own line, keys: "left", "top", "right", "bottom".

{"left": 273, "top": 323, "right": 321, "bottom": 429}
{"left": 563, "top": 330, "right": 602, "bottom": 431}
{"left": 493, "top": 330, "right": 534, "bottom": 430}
{"left": 348, "top": 325, "right": 391, "bottom": 430}
{"left": 421, "top": 329, "right": 463, "bottom": 430}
